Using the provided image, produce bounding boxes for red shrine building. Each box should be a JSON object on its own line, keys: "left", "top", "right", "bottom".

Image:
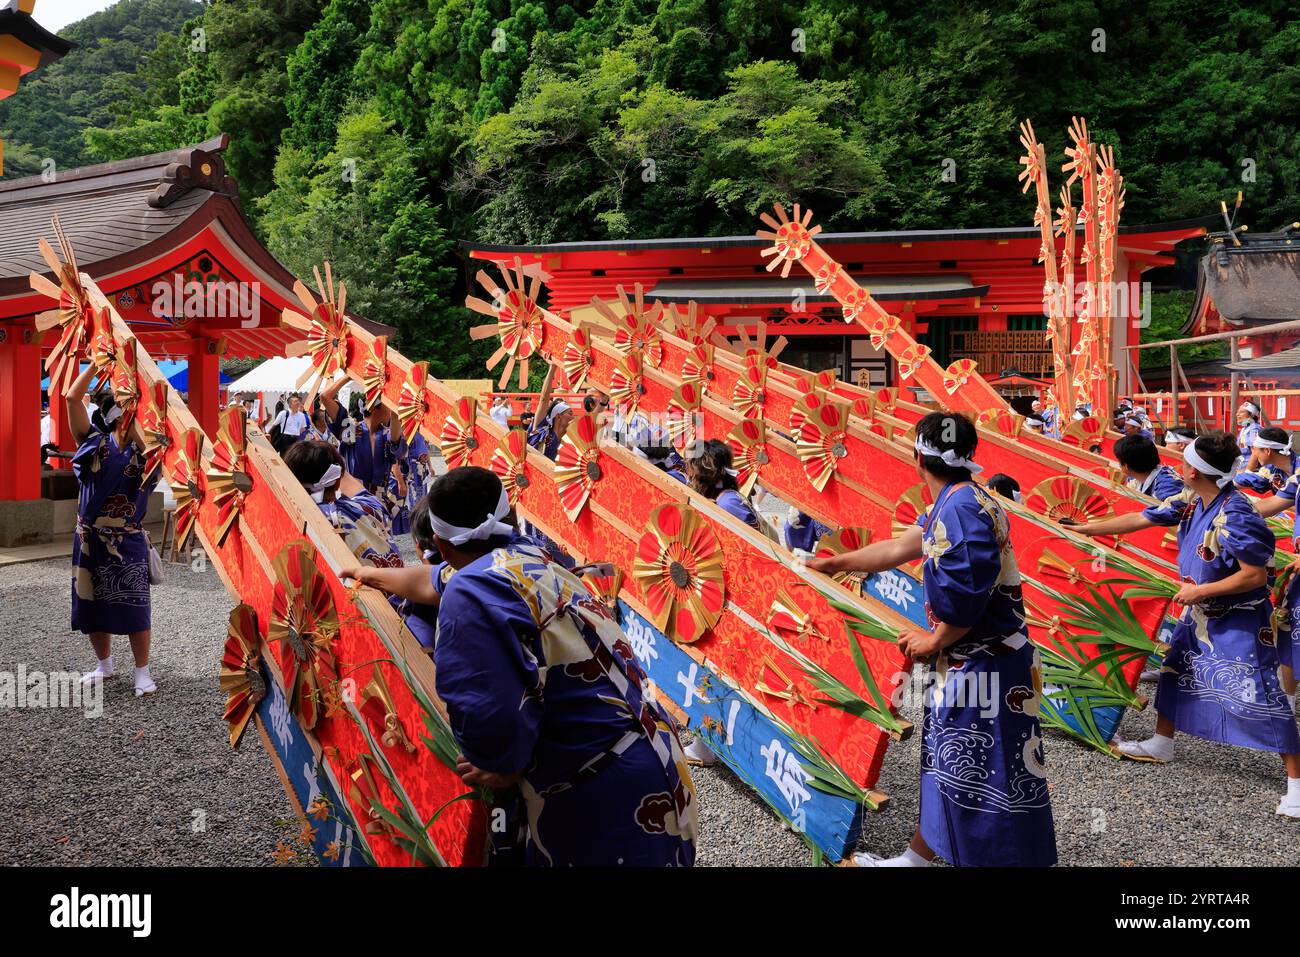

{"left": 464, "top": 216, "right": 1215, "bottom": 397}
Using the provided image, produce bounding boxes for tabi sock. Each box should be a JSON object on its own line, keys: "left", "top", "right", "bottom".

{"left": 81, "top": 656, "right": 114, "bottom": 684}
{"left": 1120, "top": 733, "right": 1175, "bottom": 762}
{"left": 1277, "top": 778, "right": 1300, "bottom": 818}
{"left": 133, "top": 665, "right": 156, "bottom": 696}
{"left": 854, "top": 847, "right": 932, "bottom": 868}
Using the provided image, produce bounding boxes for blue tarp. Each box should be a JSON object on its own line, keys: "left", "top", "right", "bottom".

{"left": 41, "top": 361, "right": 229, "bottom": 393}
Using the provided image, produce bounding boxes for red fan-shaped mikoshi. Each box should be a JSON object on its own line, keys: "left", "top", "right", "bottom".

{"left": 767, "top": 587, "right": 829, "bottom": 644}
{"left": 609, "top": 352, "right": 647, "bottom": 417}
{"left": 207, "top": 405, "right": 251, "bottom": 547}
{"left": 680, "top": 343, "right": 717, "bottom": 394}
{"left": 796, "top": 397, "right": 852, "bottom": 493}
{"left": 554, "top": 413, "right": 603, "bottom": 521}
{"left": 633, "top": 502, "right": 726, "bottom": 644}
{"left": 169, "top": 427, "right": 207, "bottom": 553}
{"left": 490, "top": 427, "right": 532, "bottom": 506}
{"left": 583, "top": 566, "right": 624, "bottom": 613}
{"left": 220, "top": 603, "right": 267, "bottom": 749}
{"left": 667, "top": 382, "right": 702, "bottom": 449}
{"left": 1023, "top": 474, "right": 1115, "bottom": 525}
{"left": 284, "top": 263, "right": 350, "bottom": 409}
{"left": 896, "top": 343, "right": 931, "bottom": 382}
{"left": 561, "top": 327, "right": 596, "bottom": 391}
{"left": 727, "top": 418, "right": 769, "bottom": 497}
{"left": 268, "top": 540, "right": 340, "bottom": 732}
{"left": 943, "top": 358, "right": 979, "bottom": 396}
{"left": 597, "top": 284, "right": 665, "bottom": 369}
{"left": 438, "top": 395, "right": 479, "bottom": 469}
{"left": 30, "top": 215, "right": 98, "bottom": 398}
{"left": 467, "top": 257, "right": 545, "bottom": 390}
{"left": 137, "top": 379, "right": 170, "bottom": 484}
{"left": 360, "top": 335, "right": 389, "bottom": 409}
{"left": 757, "top": 202, "right": 821, "bottom": 279}
{"left": 733, "top": 353, "right": 769, "bottom": 419}
{"left": 893, "top": 483, "right": 934, "bottom": 574}
{"left": 976, "top": 407, "right": 1025, "bottom": 438}
{"left": 814, "top": 526, "right": 874, "bottom": 591}
{"left": 1058, "top": 415, "right": 1105, "bottom": 454}
{"left": 396, "top": 361, "right": 431, "bottom": 444}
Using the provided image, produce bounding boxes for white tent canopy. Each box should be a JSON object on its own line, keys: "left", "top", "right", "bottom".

{"left": 225, "top": 357, "right": 354, "bottom": 416}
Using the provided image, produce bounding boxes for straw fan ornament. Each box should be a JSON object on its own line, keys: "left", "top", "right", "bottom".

{"left": 795, "top": 395, "right": 852, "bottom": 493}
{"left": 107, "top": 334, "right": 143, "bottom": 439}
{"left": 727, "top": 418, "right": 770, "bottom": 497}
{"left": 1058, "top": 415, "right": 1104, "bottom": 453}
{"left": 893, "top": 483, "right": 935, "bottom": 574}
{"left": 896, "top": 343, "right": 931, "bottom": 381}
{"left": 268, "top": 540, "right": 340, "bottom": 732}
{"left": 561, "top": 327, "right": 596, "bottom": 391}
{"left": 608, "top": 352, "right": 648, "bottom": 417}
{"left": 554, "top": 413, "right": 604, "bottom": 521}
{"left": 633, "top": 502, "right": 726, "bottom": 644}
{"left": 169, "top": 427, "right": 207, "bottom": 553}
{"left": 437, "top": 396, "right": 479, "bottom": 469}
{"left": 976, "top": 407, "right": 1025, "bottom": 439}
{"left": 733, "top": 352, "right": 770, "bottom": 420}
{"left": 360, "top": 335, "right": 390, "bottom": 409}
{"left": 29, "top": 216, "right": 98, "bottom": 398}
{"left": 864, "top": 309, "right": 900, "bottom": 347}
{"left": 1023, "top": 475, "right": 1115, "bottom": 526}
{"left": 357, "top": 668, "right": 416, "bottom": 754}
{"left": 666, "top": 382, "right": 703, "bottom": 449}
{"left": 220, "top": 604, "right": 267, "bottom": 749}
{"left": 680, "top": 343, "right": 717, "bottom": 394}
{"left": 594, "top": 284, "right": 665, "bottom": 369}
{"left": 756, "top": 203, "right": 822, "bottom": 279}
{"left": 136, "top": 379, "right": 171, "bottom": 484}
{"left": 490, "top": 428, "right": 531, "bottom": 506}
{"left": 582, "top": 566, "right": 624, "bottom": 614}
{"left": 282, "top": 264, "right": 351, "bottom": 408}
{"left": 467, "top": 257, "right": 546, "bottom": 390}
{"left": 666, "top": 300, "right": 718, "bottom": 346}
{"left": 943, "top": 359, "right": 979, "bottom": 396}
{"left": 814, "top": 526, "right": 874, "bottom": 591}
{"left": 767, "top": 588, "right": 831, "bottom": 644}
{"left": 396, "top": 361, "right": 431, "bottom": 444}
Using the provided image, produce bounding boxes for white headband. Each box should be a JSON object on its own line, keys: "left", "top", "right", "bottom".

{"left": 1240, "top": 402, "right": 1259, "bottom": 416}
{"left": 308, "top": 463, "right": 343, "bottom": 503}
{"left": 546, "top": 399, "right": 570, "bottom": 422}
{"left": 915, "top": 437, "right": 983, "bottom": 474}
{"left": 1125, "top": 417, "right": 1142, "bottom": 428}
{"left": 428, "top": 486, "right": 514, "bottom": 545}
{"left": 1184, "top": 440, "right": 1232, "bottom": 488}
{"left": 103, "top": 404, "right": 124, "bottom": 426}
{"left": 1012, "top": 490, "right": 1023, "bottom": 503}
{"left": 422, "top": 548, "right": 436, "bottom": 561}
{"left": 1252, "top": 436, "right": 1290, "bottom": 452}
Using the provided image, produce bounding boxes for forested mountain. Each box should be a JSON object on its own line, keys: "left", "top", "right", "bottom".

{"left": 2, "top": 0, "right": 1295, "bottom": 376}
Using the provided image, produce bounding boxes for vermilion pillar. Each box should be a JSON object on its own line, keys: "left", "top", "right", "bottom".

{"left": 189, "top": 337, "right": 221, "bottom": 436}
{"left": 0, "top": 325, "right": 43, "bottom": 501}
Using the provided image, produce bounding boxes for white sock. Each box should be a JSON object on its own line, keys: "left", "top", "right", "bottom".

{"left": 133, "top": 665, "right": 156, "bottom": 696}
{"left": 1121, "top": 732, "right": 1175, "bottom": 761}
{"left": 1287, "top": 693, "right": 1296, "bottom": 714}
{"left": 854, "top": 847, "right": 931, "bottom": 867}
{"left": 1288, "top": 777, "right": 1300, "bottom": 799}
{"left": 81, "top": 656, "right": 114, "bottom": 684}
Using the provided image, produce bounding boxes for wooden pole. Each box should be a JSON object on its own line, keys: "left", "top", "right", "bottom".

{"left": 1229, "top": 338, "right": 1241, "bottom": 431}
{"left": 1169, "top": 344, "right": 1179, "bottom": 429}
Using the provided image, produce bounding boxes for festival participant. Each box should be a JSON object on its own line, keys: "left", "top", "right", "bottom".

{"left": 322, "top": 377, "right": 395, "bottom": 495}
{"left": 1024, "top": 415, "right": 1045, "bottom": 435}
{"left": 986, "top": 473, "right": 1022, "bottom": 503}
{"left": 388, "top": 430, "right": 433, "bottom": 536}
{"left": 684, "top": 438, "right": 760, "bottom": 530}
{"left": 1236, "top": 401, "right": 1262, "bottom": 457}
{"left": 528, "top": 398, "right": 573, "bottom": 460}
{"left": 347, "top": 496, "right": 445, "bottom": 651}
{"left": 1242, "top": 462, "right": 1300, "bottom": 708}
{"left": 1114, "top": 434, "right": 1184, "bottom": 500}
{"left": 1164, "top": 427, "right": 1195, "bottom": 453}
{"left": 807, "top": 412, "right": 1057, "bottom": 866}
{"left": 489, "top": 395, "right": 511, "bottom": 429}
{"left": 305, "top": 407, "right": 338, "bottom": 447}
{"left": 1072, "top": 432, "right": 1300, "bottom": 817}
{"left": 346, "top": 466, "right": 698, "bottom": 866}
{"left": 1235, "top": 428, "right": 1296, "bottom": 494}
{"left": 1122, "top": 415, "right": 1153, "bottom": 440}
{"left": 282, "top": 440, "right": 404, "bottom": 569}
{"left": 784, "top": 509, "right": 831, "bottom": 553}
{"left": 1073, "top": 405, "right": 1091, "bottom": 421}
{"left": 64, "top": 363, "right": 160, "bottom": 696}
{"left": 269, "top": 393, "right": 311, "bottom": 451}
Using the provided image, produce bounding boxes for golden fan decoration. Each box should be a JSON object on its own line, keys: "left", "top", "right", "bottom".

{"left": 896, "top": 343, "right": 931, "bottom": 381}
{"left": 108, "top": 335, "right": 142, "bottom": 438}
{"left": 347, "top": 754, "right": 392, "bottom": 837}
{"left": 137, "top": 379, "right": 170, "bottom": 485}
{"left": 667, "top": 382, "right": 703, "bottom": 450}
{"left": 814, "top": 260, "right": 842, "bottom": 294}
{"left": 633, "top": 502, "right": 726, "bottom": 644}
{"left": 666, "top": 300, "right": 717, "bottom": 346}
{"left": 583, "top": 566, "right": 624, "bottom": 613}
{"left": 207, "top": 405, "right": 251, "bottom": 547}
{"left": 893, "top": 483, "right": 934, "bottom": 537}
{"left": 680, "top": 343, "right": 717, "bottom": 394}
{"left": 268, "top": 540, "right": 340, "bottom": 732}
{"left": 220, "top": 604, "right": 266, "bottom": 749}
{"left": 733, "top": 353, "right": 769, "bottom": 419}
{"left": 360, "top": 335, "right": 389, "bottom": 409}
{"left": 943, "top": 359, "right": 979, "bottom": 395}
{"left": 561, "top": 327, "right": 596, "bottom": 391}
{"left": 554, "top": 414, "right": 603, "bottom": 520}
{"left": 357, "top": 668, "right": 415, "bottom": 754}
{"left": 841, "top": 286, "right": 872, "bottom": 324}
{"left": 490, "top": 427, "right": 532, "bottom": 506}
{"left": 467, "top": 257, "right": 546, "bottom": 390}
{"left": 594, "top": 284, "right": 665, "bottom": 369}
{"left": 396, "top": 361, "right": 430, "bottom": 444}
{"left": 788, "top": 371, "right": 837, "bottom": 434}
{"left": 438, "top": 395, "right": 479, "bottom": 469}
{"left": 757, "top": 203, "right": 821, "bottom": 279}
{"left": 169, "top": 427, "right": 207, "bottom": 553}
{"left": 767, "top": 588, "right": 830, "bottom": 644}
{"left": 864, "top": 310, "right": 900, "bottom": 348}
{"left": 30, "top": 215, "right": 97, "bottom": 398}
{"left": 1059, "top": 415, "right": 1104, "bottom": 453}
{"left": 283, "top": 263, "right": 350, "bottom": 409}
{"left": 1023, "top": 475, "right": 1115, "bottom": 525}
{"left": 975, "top": 407, "right": 1025, "bottom": 438}
{"left": 727, "top": 418, "right": 769, "bottom": 497}
{"left": 89, "top": 306, "right": 119, "bottom": 379}
{"left": 609, "top": 351, "right": 647, "bottom": 417}
{"left": 755, "top": 655, "right": 817, "bottom": 713}
{"left": 796, "top": 396, "right": 852, "bottom": 492}
{"left": 1036, "top": 546, "right": 1089, "bottom": 586}
{"left": 875, "top": 387, "right": 899, "bottom": 415}
{"left": 814, "top": 526, "right": 873, "bottom": 591}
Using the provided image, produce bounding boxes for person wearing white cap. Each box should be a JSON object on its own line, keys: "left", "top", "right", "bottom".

{"left": 1121, "top": 416, "right": 1153, "bottom": 440}
{"left": 1073, "top": 431, "right": 1300, "bottom": 818}
{"left": 1163, "top": 427, "right": 1195, "bottom": 453}
{"left": 527, "top": 398, "right": 574, "bottom": 461}
{"left": 1236, "top": 401, "right": 1262, "bottom": 457}
{"left": 345, "top": 466, "right": 699, "bottom": 866}
{"left": 1024, "top": 415, "right": 1045, "bottom": 434}
{"left": 808, "top": 412, "right": 1057, "bottom": 867}
{"left": 1234, "top": 427, "right": 1297, "bottom": 495}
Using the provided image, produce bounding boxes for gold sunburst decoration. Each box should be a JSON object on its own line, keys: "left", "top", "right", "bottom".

{"left": 795, "top": 396, "right": 852, "bottom": 492}
{"left": 220, "top": 604, "right": 266, "bottom": 749}
{"left": 1023, "top": 475, "right": 1114, "bottom": 525}
{"left": 727, "top": 418, "right": 769, "bottom": 497}
{"left": 283, "top": 263, "right": 350, "bottom": 409}
{"left": 467, "top": 257, "right": 546, "bottom": 390}
{"left": 268, "top": 540, "right": 339, "bottom": 732}
{"left": 438, "top": 396, "right": 479, "bottom": 469}
{"left": 609, "top": 351, "right": 647, "bottom": 417}
{"left": 170, "top": 427, "right": 207, "bottom": 553}
{"left": 757, "top": 203, "right": 821, "bottom": 279}
{"left": 490, "top": 427, "right": 531, "bottom": 506}
{"left": 814, "top": 526, "right": 873, "bottom": 591}
{"left": 633, "top": 502, "right": 726, "bottom": 644}
{"left": 360, "top": 335, "right": 389, "bottom": 409}
{"left": 555, "top": 413, "right": 603, "bottom": 520}
{"left": 680, "top": 343, "right": 717, "bottom": 394}
{"left": 29, "top": 215, "right": 97, "bottom": 398}
{"left": 595, "top": 284, "right": 666, "bottom": 369}
{"left": 767, "top": 588, "right": 830, "bottom": 644}
{"left": 561, "top": 326, "right": 596, "bottom": 391}
{"left": 667, "top": 382, "right": 703, "bottom": 449}
{"left": 207, "top": 405, "right": 251, "bottom": 547}
{"left": 396, "top": 361, "right": 430, "bottom": 444}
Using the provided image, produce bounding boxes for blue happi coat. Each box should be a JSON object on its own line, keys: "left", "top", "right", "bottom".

{"left": 1131, "top": 464, "right": 1185, "bottom": 501}
{"left": 1142, "top": 486, "right": 1299, "bottom": 752}
{"left": 1268, "top": 474, "right": 1300, "bottom": 674}
{"left": 913, "top": 481, "right": 1057, "bottom": 867}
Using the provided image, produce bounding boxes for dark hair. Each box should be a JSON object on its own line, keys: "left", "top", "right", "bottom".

{"left": 428, "top": 466, "right": 510, "bottom": 553}
{"left": 1113, "top": 434, "right": 1159, "bottom": 472}
{"left": 684, "top": 438, "right": 737, "bottom": 498}
{"left": 915, "top": 412, "right": 978, "bottom": 481}
{"left": 986, "top": 473, "right": 1020, "bottom": 500}
{"left": 1257, "top": 426, "right": 1290, "bottom": 449}
{"left": 311, "top": 408, "right": 328, "bottom": 428}
{"left": 1167, "top": 427, "right": 1195, "bottom": 443}
{"left": 282, "top": 439, "right": 345, "bottom": 487}
{"left": 91, "top": 391, "right": 117, "bottom": 433}
{"left": 410, "top": 495, "right": 437, "bottom": 558}
{"left": 1190, "top": 431, "right": 1239, "bottom": 475}
{"left": 1075, "top": 406, "right": 1091, "bottom": 418}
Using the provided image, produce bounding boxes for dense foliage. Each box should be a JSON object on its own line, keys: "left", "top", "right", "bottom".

{"left": 3, "top": 0, "right": 1295, "bottom": 375}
